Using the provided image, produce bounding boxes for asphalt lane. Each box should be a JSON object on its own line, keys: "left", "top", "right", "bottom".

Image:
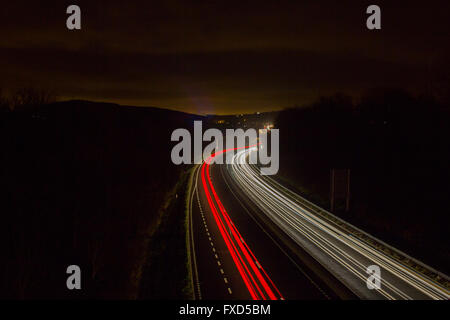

{"left": 192, "top": 162, "right": 252, "bottom": 299}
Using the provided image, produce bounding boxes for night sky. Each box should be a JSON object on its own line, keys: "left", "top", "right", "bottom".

{"left": 0, "top": 0, "right": 448, "bottom": 114}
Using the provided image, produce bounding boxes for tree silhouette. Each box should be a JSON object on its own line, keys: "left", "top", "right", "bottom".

{"left": 11, "top": 87, "right": 57, "bottom": 110}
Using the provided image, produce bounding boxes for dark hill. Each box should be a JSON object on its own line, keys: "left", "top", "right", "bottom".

{"left": 0, "top": 100, "right": 203, "bottom": 298}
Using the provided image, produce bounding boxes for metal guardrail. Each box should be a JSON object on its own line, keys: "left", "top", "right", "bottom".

{"left": 263, "top": 172, "right": 450, "bottom": 293}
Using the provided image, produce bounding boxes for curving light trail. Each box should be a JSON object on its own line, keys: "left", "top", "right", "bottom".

{"left": 227, "top": 148, "right": 449, "bottom": 300}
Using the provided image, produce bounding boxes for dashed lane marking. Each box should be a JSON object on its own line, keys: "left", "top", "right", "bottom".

{"left": 196, "top": 165, "right": 234, "bottom": 298}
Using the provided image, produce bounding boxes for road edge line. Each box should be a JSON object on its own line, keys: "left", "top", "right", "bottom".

{"left": 186, "top": 164, "right": 202, "bottom": 300}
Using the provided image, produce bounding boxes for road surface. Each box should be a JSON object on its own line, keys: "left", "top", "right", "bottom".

{"left": 188, "top": 146, "right": 449, "bottom": 300}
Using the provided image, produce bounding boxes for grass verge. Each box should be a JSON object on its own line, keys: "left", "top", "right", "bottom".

{"left": 137, "top": 166, "right": 194, "bottom": 299}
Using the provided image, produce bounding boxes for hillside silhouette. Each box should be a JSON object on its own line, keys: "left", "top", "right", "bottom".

{"left": 0, "top": 98, "right": 202, "bottom": 298}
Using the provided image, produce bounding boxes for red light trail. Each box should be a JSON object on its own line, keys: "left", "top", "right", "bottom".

{"left": 201, "top": 146, "right": 283, "bottom": 300}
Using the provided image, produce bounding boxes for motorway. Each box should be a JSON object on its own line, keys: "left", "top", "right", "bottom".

{"left": 189, "top": 146, "right": 450, "bottom": 300}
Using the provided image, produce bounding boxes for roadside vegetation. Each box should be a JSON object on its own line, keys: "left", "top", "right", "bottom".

{"left": 138, "top": 167, "right": 193, "bottom": 299}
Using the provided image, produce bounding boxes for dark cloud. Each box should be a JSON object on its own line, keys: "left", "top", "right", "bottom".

{"left": 0, "top": 0, "right": 448, "bottom": 113}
